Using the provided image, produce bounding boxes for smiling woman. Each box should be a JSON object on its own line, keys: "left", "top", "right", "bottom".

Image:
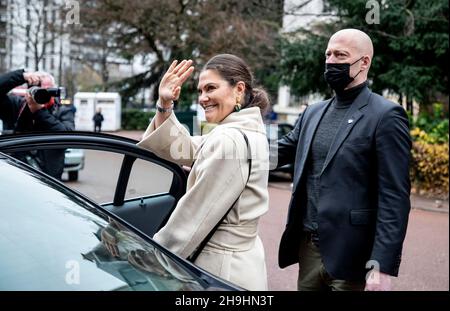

{"left": 198, "top": 54, "right": 269, "bottom": 123}
{"left": 137, "top": 54, "right": 271, "bottom": 290}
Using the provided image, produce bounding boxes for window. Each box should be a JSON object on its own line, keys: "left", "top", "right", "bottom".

{"left": 8, "top": 147, "right": 175, "bottom": 205}
{"left": 126, "top": 158, "right": 173, "bottom": 200}
{"left": 7, "top": 149, "right": 121, "bottom": 204}
{"left": 62, "top": 149, "right": 122, "bottom": 204}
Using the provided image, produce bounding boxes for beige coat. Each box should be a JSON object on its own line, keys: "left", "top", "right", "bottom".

{"left": 137, "top": 107, "right": 269, "bottom": 290}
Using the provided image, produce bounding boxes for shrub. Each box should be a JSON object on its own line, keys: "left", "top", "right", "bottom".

{"left": 412, "top": 103, "right": 449, "bottom": 144}
{"left": 410, "top": 128, "right": 449, "bottom": 198}
{"left": 121, "top": 109, "right": 196, "bottom": 133}
{"left": 122, "top": 109, "right": 155, "bottom": 130}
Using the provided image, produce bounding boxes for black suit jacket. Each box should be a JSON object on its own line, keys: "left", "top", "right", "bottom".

{"left": 277, "top": 87, "right": 411, "bottom": 281}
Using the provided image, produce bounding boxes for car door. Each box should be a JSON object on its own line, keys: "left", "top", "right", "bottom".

{"left": 0, "top": 131, "right": 187, "bottom": 239}
{"left": 0, "top": 154, "right": 239, "bottom": 291}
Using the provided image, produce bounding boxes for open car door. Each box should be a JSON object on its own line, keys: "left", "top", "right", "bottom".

{"left": 0, "top": 131, "right": 187, "bottom": 238}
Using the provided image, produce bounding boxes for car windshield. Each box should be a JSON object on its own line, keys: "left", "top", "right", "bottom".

{"left": 0, "top": 157, "right": 205, "bottom": 291}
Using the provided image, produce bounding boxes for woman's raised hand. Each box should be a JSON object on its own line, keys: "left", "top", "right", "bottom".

{"left": 158, "top": 59, "right": 194, "bottom": 107}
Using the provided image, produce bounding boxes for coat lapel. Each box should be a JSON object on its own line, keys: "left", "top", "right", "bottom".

{"left": 292, "top": 99, "right": 332, "bottom": 192}
{"left": 320, "top": 87, "right": 372, "bottom": 175}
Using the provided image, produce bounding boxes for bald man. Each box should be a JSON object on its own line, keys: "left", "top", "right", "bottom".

{"left": 276, "top": 29, "right": 411, "bottom": 291}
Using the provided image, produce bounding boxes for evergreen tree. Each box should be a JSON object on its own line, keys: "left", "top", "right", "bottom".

{"left": 280, "top": 0, "right": 449, "bottom": 113}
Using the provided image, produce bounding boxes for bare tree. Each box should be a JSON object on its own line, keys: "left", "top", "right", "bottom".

{"left": 66, "top": 0, "right": 129, "bottom": 91}
{"left": 9, "top": 0, "right": 65, "bottom": 71}
{"left": 75, "top": 0, "right": 283, "bottom": 106}
{"left": 69, "top": 24, "right": 122, "bottom": 91}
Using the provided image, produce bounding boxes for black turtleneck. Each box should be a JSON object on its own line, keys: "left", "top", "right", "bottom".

{"left": 335, "top": 81, "right": 368, "bottom": 107}
{"left": 302, "top": 81, "right": 368, "bottom": 236}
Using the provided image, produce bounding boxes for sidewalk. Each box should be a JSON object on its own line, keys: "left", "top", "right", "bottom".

{"left": 411, "top": 194, "right": 449, "bottom": 213}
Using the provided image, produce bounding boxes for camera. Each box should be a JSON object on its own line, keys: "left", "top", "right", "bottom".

{"left": 28, "top": 86, "right": 66, "bottom": 104}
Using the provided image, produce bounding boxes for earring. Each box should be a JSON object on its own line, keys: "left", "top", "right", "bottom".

{"left": 234, "top": 97, "right": 241, "bottom": 112}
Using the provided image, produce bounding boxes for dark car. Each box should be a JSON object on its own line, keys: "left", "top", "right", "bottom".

{"left": 266, "top": 122, "right": 295, "bottom": 179}
{"left": 0, "top": 132, "right": 241, "bottom": 291}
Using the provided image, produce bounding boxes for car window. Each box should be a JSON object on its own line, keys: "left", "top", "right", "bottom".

{"left": 63, "top": 149, "right": 122, "bottom": 203}
{"left": 0, "top": 158, "right": 206, "bottom": 291}
{"left": 7, "top": 147, "right": 176, "bottom": 204}
{"left": 4, "top": 148, "right": 122, "bottom": 203}
{"left": 125, "top": 158, "right": 173, "bottom": 200}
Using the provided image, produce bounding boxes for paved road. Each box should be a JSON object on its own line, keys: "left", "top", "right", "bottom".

{"left": 261, "top": 177, "right": 449, "bottom": 291}
{"left": 64, "top": 131, "right": 449, "bottom": 291}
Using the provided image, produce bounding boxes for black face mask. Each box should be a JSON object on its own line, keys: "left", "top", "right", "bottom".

{"left": 324, "top": 56, "right": 364, "bottom": 91}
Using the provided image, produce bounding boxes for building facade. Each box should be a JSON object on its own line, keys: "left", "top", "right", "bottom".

{"left": 0, "top": 0, "right": 7, "bottom": 73}
{"left": 276, "top": 0, "right": 326, "bottom": 124}
{"left": 0, "top": 0, "right": 138, "bottom": 100}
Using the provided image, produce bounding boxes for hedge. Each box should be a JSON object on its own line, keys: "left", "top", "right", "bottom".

{"left": 122, "top": 109, "right": 155, "bottom": 130}
{"left": 410, "top": 128, "right": 449, "bottom": 198}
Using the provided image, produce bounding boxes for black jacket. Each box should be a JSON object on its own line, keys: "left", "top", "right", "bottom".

{"left": 93, "top": 112, "right": 104, "bottom": 124}
{"left": 277, "top": 87, "right": 411, "bottom": 280}
{"left": 0, "top": 69, "right": 75, "bottom": 133}
{"left": 0, "top": 69, "right": 75, "bottom": 179}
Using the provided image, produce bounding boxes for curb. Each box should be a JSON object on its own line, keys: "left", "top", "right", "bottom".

{"left": 411, "top": 205, "right": 449, "bottom": 214}
{"left": 411, "top": 195, "right": 449, "bottom": 214}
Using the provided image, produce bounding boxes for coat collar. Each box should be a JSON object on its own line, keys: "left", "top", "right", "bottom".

{"left": 212, "top": 107, "right": 266, "bottom": 134}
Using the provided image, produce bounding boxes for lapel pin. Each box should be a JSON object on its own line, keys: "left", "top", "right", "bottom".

{"left": 348, "top": 119, "right": 354, "bottom": 124}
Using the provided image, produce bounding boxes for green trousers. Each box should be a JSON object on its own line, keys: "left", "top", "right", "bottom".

{"left": 297, "top": 234, "right": 366, "bottom": 291}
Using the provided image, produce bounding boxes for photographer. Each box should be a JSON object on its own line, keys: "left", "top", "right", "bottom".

{"left": 0, "top": 69, "right": 75, "bottom": 179}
